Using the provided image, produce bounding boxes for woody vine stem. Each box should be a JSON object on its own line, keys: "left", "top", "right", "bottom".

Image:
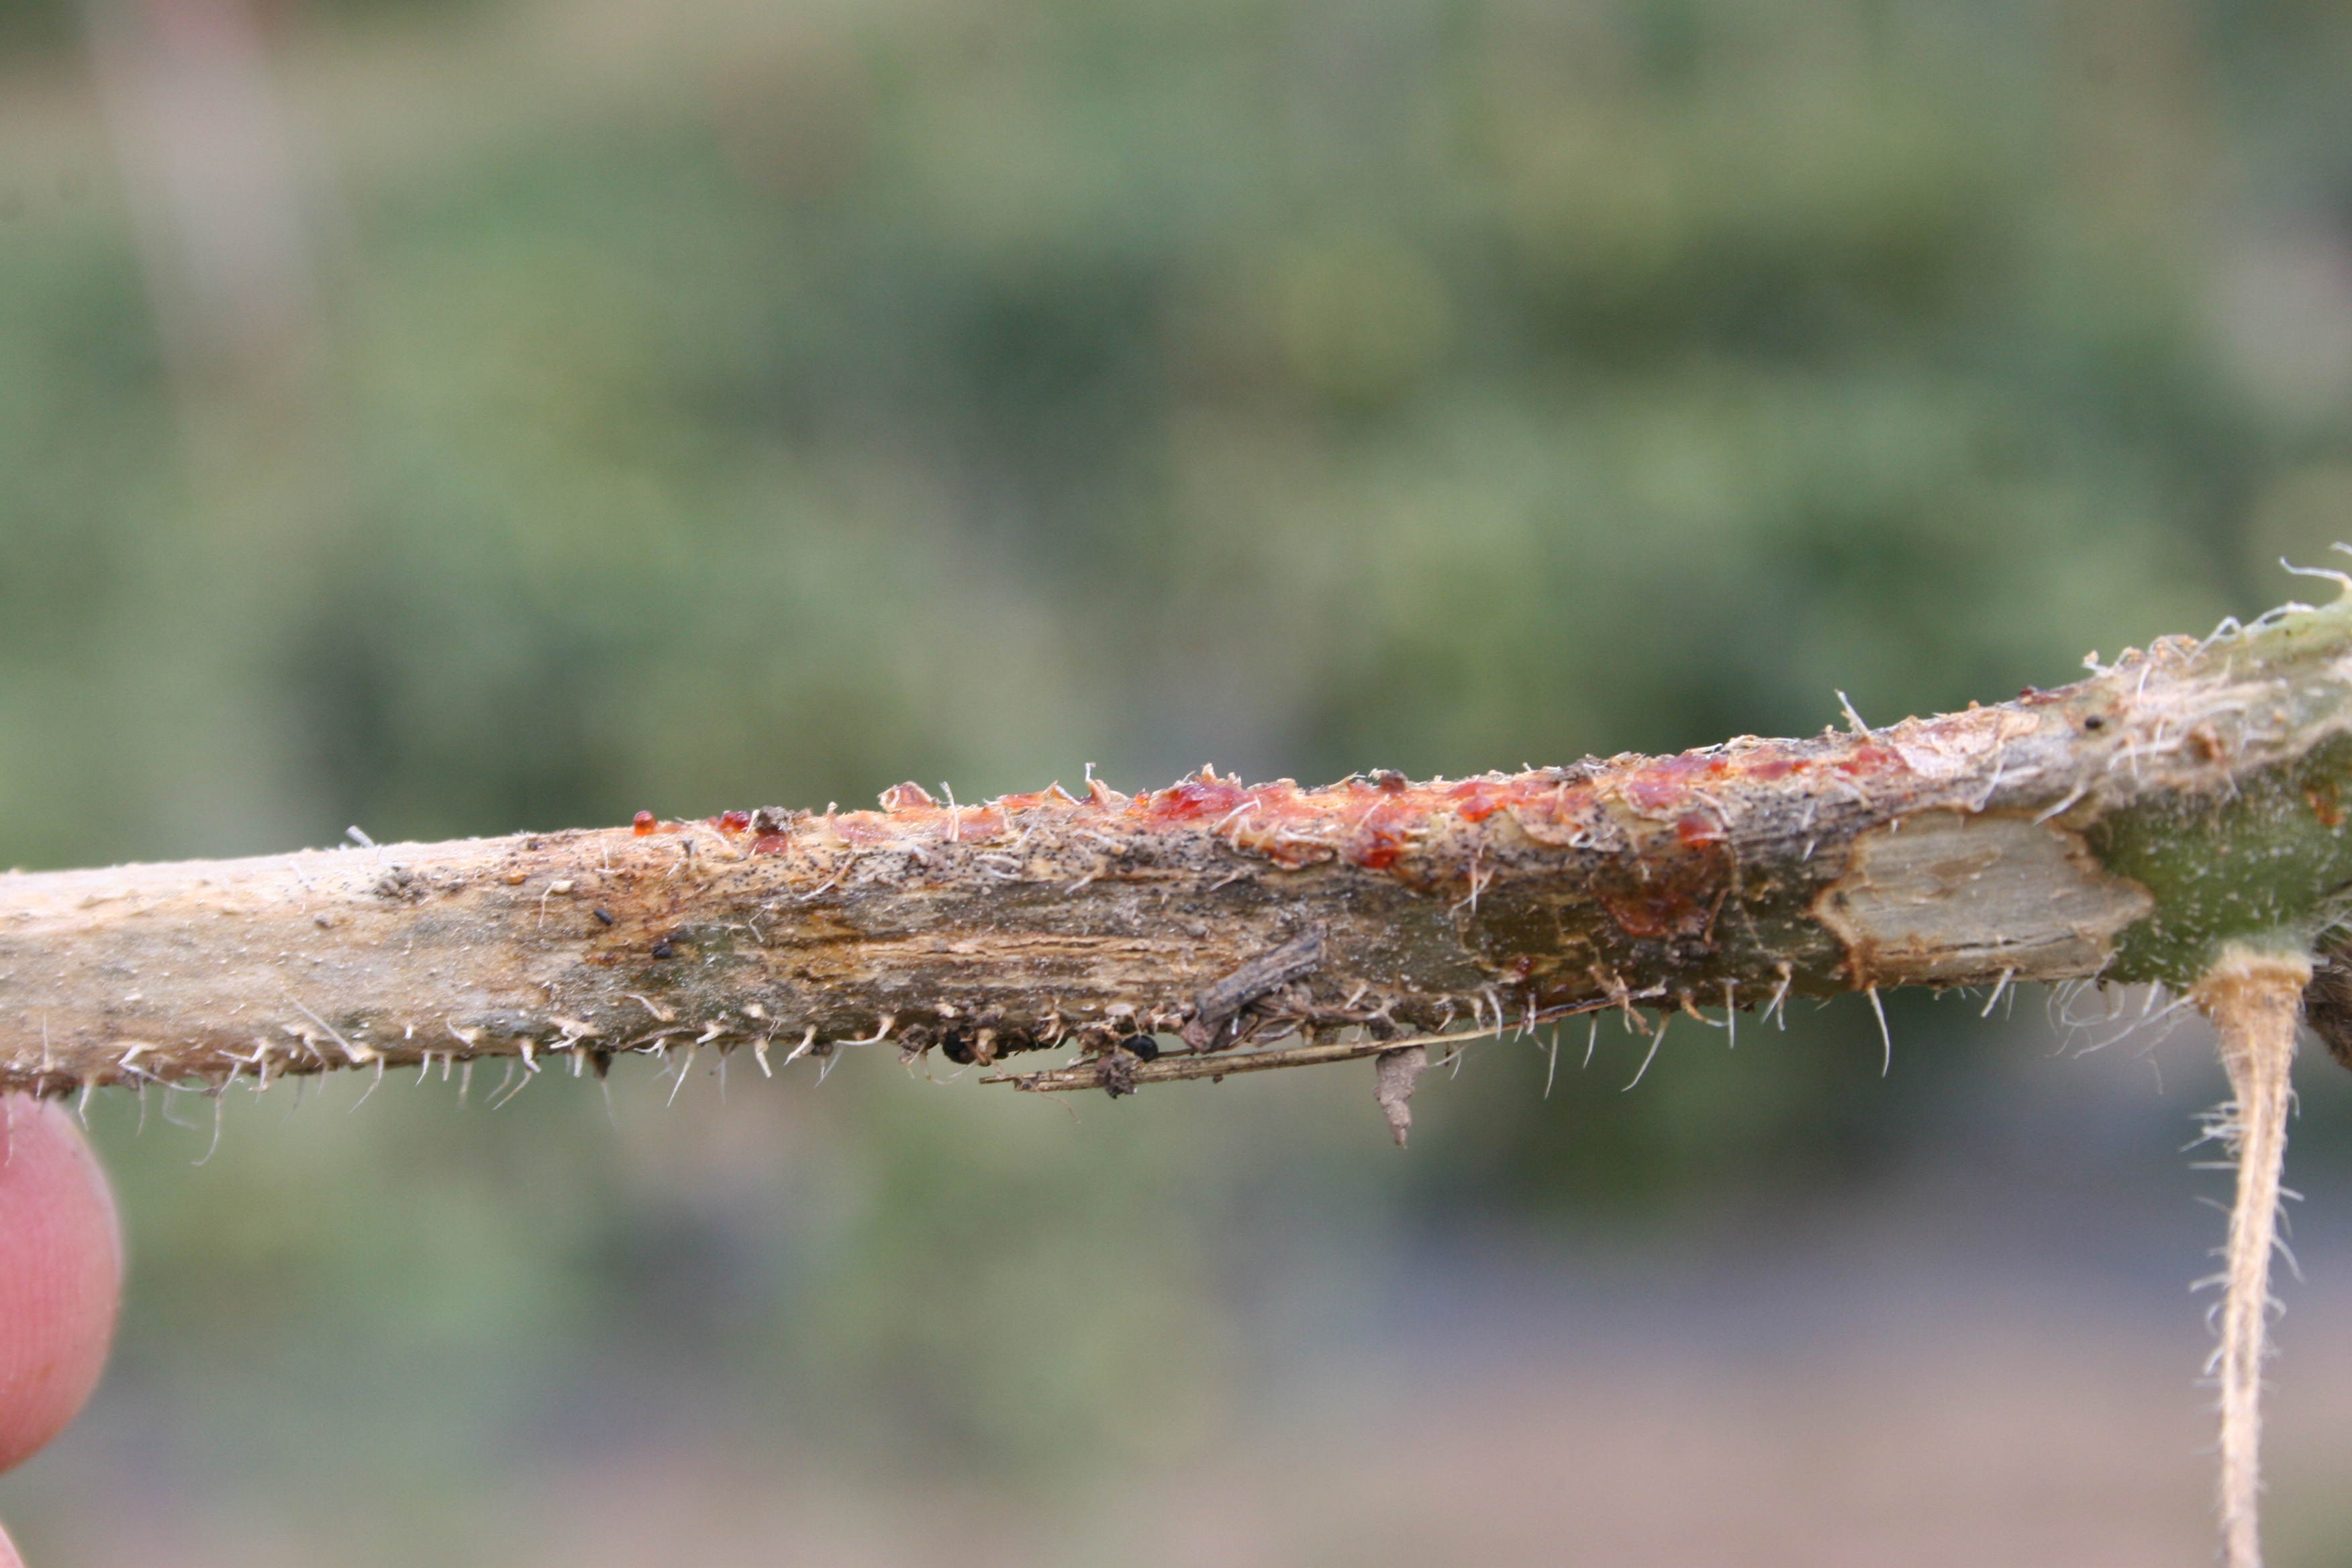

{"left": 17, "top": 581, "right": 2352, "bottom": 1561}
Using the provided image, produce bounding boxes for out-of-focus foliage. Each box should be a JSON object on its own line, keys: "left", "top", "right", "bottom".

{"left": 17, "top": 0, "right": 2337, "bottom": 875}
{"left": 5, "top": 0, "right": 2352, "bottom": 1559}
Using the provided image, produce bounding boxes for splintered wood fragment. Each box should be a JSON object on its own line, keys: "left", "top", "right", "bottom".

{"left": 7, "top": 594, "right": 2352, "bottom": 1095}
{"left": 1179, "top": 926, "right": 1328, "bottom": 1050}
{"left": 985, "top": 1008, "right": 1595, "bottom": 1095}
{"left": 991, "top": 1027, "right": 1452, "bottom": 1092}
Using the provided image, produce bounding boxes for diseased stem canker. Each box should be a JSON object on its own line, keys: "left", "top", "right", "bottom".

{"left": 7, "top": 594, "right": 2352, "bottom": 1096}
{"left": 10, "top": 594, "right": 2352, "bottom": 1568}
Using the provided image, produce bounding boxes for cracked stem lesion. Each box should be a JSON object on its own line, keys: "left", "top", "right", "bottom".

{"left": 10, "top": 592, "right": 2352, "bottom": 1098}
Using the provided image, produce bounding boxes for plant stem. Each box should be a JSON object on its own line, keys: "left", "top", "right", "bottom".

{"left": 9, "top": 595, "right": 2352, "bottom": 1095}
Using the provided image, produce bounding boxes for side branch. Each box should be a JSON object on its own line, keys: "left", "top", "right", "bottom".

{"left": 9, "top": 594, "right": 2352, "bottom": 1096}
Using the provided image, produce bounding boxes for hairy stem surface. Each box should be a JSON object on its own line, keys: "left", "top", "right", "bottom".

{"left": 8, "top": 596, "right": 2352, "bottom": 1096}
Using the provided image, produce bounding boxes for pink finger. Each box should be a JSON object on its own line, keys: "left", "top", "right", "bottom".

{"left": 0, "top": 1099, "right": 121, "bottom": 1475}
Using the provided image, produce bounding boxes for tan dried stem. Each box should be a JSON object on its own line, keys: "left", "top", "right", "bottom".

{"left": 2195, "top": 948, "right": 2311, "bottom": 1568}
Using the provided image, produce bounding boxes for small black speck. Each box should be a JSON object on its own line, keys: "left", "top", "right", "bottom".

{"left": 2084, "top": 715, "right": 2106, "bottom": 731}
{"left": 593, "top": 908, "right": 614, "bottom": 925}
{"left": 1130, "top": 1036, "right": 1161, "bottom": 1062}
{"left": 650, "top": 937, "right": 674, "bottom": 959}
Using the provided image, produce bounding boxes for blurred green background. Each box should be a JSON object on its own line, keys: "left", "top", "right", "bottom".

{"left": 9, "top": 0, "right": 2352, "bottom": 1561}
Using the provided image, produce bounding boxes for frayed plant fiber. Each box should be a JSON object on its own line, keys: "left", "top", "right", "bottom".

{"left": 2196, "top": 950, "right": 2311, "bottom": 1568}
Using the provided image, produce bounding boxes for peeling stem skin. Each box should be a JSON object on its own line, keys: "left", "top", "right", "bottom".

{"left": 10, "top": 593, "right": 2352, "bottom": 1097}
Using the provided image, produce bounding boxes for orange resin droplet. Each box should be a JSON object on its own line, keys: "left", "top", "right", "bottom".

{"left": 632, "top": 811, "right": 656, "bottom": 835}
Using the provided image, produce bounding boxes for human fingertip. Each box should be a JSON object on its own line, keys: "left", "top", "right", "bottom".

{"left": 0, "top": 1097, "right": 121, "bottom": 1473}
